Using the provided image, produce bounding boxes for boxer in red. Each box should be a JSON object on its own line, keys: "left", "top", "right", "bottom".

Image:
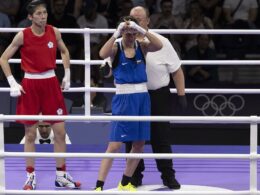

{"left": 0, "top": 0, "right": 81, "bottom": 190}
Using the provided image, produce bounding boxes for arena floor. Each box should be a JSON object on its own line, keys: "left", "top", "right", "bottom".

{"left": 4, "top": 144, "right": 260, "bottom": 192}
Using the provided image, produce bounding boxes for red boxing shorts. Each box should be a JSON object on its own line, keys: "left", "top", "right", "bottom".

{"left": 16, "top": 76, "right": 67, "bottom": 125}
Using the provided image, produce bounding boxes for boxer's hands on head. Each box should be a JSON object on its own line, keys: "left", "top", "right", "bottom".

{"left": 113, "top": 20, "right": 147, "bottom": 38}
{"left": 127, "top": 21, "right": 147, "bottom": 35}
{"left": 7, "top": 75, "right": 25, "bottom": 97}
{"left": 113, "top": 22, "right": 125, "bottom": 39}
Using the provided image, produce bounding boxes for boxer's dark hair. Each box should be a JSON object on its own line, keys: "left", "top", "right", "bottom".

{"left": 26, "top": 0, "right": 47, "bottom": 15}
{"left": 121, "top": 16, "right": 139, "bottom": 25}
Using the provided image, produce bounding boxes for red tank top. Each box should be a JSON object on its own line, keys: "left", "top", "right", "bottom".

{"left": 21, "top": 25, "right": 57, "bottom": 73}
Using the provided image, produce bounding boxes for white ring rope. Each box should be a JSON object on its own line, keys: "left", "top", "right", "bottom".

{"left": 2, "top": 27, "right": 260, "bottom": 34}
{"left": 2, "top": 190, "right": 258, "bottom": 195}
{"left": 2, "top": 152, "right": 259, "bottom": 159}
{"left": 69, "top": 87, "right": 260, "bottom": 94}
{"left": 89, "top": 88, "right": 260, "bottom": 94}
{"left": 2, "top": 87, "right": 260, "bottom": 94}
{"left": 6, "top": 59, "right": 260, "bottom": 65}
{"left": 1, "top": 189, "right": 256, "bottom": 195}
{"left": 1, "top": 87, "right": 260, "bottom": 94}
{"left": 0, "top": 115, "right": 259, "bottom": 123}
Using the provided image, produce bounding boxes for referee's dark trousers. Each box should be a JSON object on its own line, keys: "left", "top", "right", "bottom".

{"left": 125, "top": 85, "right": 175, "bottom": 182}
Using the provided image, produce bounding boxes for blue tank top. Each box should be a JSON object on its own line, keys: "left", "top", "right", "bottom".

{"left": 112, "top": 40, "right": 147, "bottom": 84}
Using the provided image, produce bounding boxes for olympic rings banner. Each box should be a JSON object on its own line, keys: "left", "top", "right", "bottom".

{"left": 193, "top": 94, "right": 244, "bottom": 116}
{"left": 171, "top": 93, "right": 258, "bottom": 117}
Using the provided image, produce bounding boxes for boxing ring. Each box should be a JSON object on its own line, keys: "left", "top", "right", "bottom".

{"left": 0, "top": 28, "right": 260, "bottom": 194}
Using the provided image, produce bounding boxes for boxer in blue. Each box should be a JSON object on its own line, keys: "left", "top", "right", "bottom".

{"left": 94, "top": 15, "right": 162, "bottom": 191}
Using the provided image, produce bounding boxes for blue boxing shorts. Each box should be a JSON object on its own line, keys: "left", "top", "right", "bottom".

{"left": 110, "top": 92, "right": 151, "bottom": 142}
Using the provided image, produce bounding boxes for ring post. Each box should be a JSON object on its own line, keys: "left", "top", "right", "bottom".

{"left": 249, "top": 115, "right": 258, "bottom": 193}
{"left": 0, "top": 114, "right": 5, "bottom": 193}
{"left": 84, "top": 28, "right": 91, "bottom": 116}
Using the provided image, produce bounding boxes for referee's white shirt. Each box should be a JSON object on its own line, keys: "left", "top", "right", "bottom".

{"left": 146, "top": 31, "right": 181, "bottom": 90}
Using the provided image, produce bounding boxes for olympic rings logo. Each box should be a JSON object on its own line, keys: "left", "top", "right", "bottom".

{"left": 193, "top": 94, "right": 245, "bottom": 116}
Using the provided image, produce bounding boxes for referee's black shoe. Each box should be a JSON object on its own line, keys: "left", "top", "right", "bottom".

{"left": 162, "top": 176, "right": 181, "bottom": 189}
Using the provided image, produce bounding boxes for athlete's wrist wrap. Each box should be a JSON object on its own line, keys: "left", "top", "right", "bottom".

{"left": 7, "top": 75, "right": 22, "bottom": 97}
{"left": 62, "top": 68, "right": 71, "bottom": 90}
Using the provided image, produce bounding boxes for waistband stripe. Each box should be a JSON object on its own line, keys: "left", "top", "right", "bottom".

{"left": 24, "top": 70, "right": 55, "bottom": 79}
{"left": 115, "top": 83, "right": 147, "bottom": 94}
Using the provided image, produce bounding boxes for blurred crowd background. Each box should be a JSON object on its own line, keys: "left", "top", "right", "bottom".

{"left": 1, "top": 0, "right": 260, "bottom": 112}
